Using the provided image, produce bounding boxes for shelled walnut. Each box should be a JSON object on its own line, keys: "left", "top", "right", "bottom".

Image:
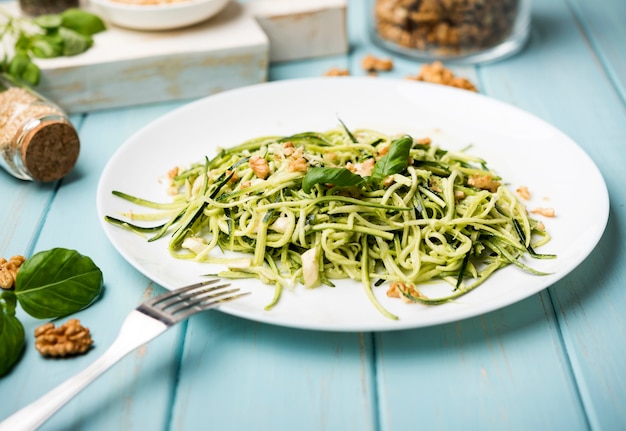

{"left": 361, "top": 54, "right": 394, "bottom": 72}
{"left": 408, "top": 61, "right": 477, "bottom": 92}
{"left": 34, "top": 319, "right": 93, "bottom": 357}
{"left": 323, "top": 67, "right": 350, "bottom": 76}
{"left": 0, "top": 255, "right": 26, "bottom": 290}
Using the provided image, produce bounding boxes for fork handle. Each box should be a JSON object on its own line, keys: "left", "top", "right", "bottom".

{"left": 0, "top": 311, "right": 168, "bottom": 431}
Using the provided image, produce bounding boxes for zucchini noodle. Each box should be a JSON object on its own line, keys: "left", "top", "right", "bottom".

{"left": 107, "top": 127, "right": 555, "bottom": 320}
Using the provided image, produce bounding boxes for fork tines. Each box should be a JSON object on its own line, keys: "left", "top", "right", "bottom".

{"left": 137, "top": 280, "right": 247, "bottom": 325}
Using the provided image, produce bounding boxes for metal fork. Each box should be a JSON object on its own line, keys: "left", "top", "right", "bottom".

{"left": 0, "top": 279, "right": 247, "bottom": 431}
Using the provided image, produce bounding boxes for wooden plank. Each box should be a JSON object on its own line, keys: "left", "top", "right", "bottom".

{"left": 243, "top": 0, "right": 348, "bottom": 62}
{"left": 1, "top": 1, "right": 269, "bottom": 113}
{"left": 568, "top": 0, "right": 626, "bottom": 103}
{"left": 375, "top": 298, "right": 587, "bottom": 430}
{"left": 343, "top": 0, "right": 603, "bottom": 429}
{"left": 171, "top": 314, "right": 376, "bottom": 431}
{"left": 0, "top": 103, "right": 187, "bottom": 431}
{"left": 490, "top": 1, "right": 626, "bottom": 428}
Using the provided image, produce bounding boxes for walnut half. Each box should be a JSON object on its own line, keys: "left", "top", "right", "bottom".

{"left": 0, "top": 255, "right": 26, "bottom": 290}
{"left": 34, "top": 319, "right": 93, "bottom": 357}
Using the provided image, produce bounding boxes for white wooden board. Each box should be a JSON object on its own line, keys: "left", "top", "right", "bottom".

{"left": 2, "top": 1, "right": 269, "bottom": 113}
{"left": 243, "top": 0, "right": 348, "bottom": 62}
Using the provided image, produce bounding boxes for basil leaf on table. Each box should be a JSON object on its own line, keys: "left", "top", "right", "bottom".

{"left": 29, "top": 34, "right": 64, "bottom": 58}
{"left": 33, "top": 14, "right": 63, "bottom": 30}
{"left": 59, "top": 27, "right": 93, "bottom": 56}
{"left": 0, "top": 292, "right": 25, "bottom": 377}
{"left": 14, "top": 248, "right": 103, "bottom": 319}
{"left": 60, "top": 8, "right": 107, "bottom": 36}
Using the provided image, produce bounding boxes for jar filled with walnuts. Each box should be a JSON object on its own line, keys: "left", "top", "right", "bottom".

{"left": 19, "top": 0, "right": 79, "bottom": 16}
{"left": 369, "top": 0, "right": 531, "bottom": 63}
{"left": 0, "top": 74, "right": 80, "bottom": 182}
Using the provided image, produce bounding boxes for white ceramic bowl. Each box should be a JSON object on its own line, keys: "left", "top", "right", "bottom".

{"left": 89, "top": 0, "right": 230, "bottom": 31}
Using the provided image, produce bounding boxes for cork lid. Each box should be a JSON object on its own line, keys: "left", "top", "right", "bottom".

{"left": 21, "top": 120, "right": 80, "bottom": 182}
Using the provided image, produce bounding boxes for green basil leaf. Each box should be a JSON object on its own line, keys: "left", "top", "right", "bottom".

{"left": 0, "top": 293, "right": 25, "bottom": 377}
{"left": 34, "top": 14, "right": 63, "bottom": 30}
{"left": 59, "top": 27, "right": 93, "bottom": 56}
{"left": 369, "top": 135, "right": 413, "bottom": 185}
{"left": 30, "top": 34, "right": 64, "bottom": 58}
{"left": 14, "top": 34, "right": 32, "bottom": 52}
{"left": 7, "top": 52, "right": 31, "bottom": 77}
{"left": 21, "top": 61, "right": 41, "bottom": 86}
{"left": 7, "top": 53, "right": 40, "bottom": 85}
{"left": 61, "top": 8, "right": 106, "bottom": 36}
{"left": 15, "top": 248, "right": 103, "bottom": 319}
{"left": 302, "top": 167, "right": 365, "bottom": 193}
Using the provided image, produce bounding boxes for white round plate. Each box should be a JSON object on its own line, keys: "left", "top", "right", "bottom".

{"left": 96, "top": 77, "right": 609, "bottom": 332}
{"left": 89, "top": 0, "right": 230, "bottom": 31}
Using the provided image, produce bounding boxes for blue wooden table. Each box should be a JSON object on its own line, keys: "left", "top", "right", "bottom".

{"left": 2, "top": 0, "right": 625, "bottom": 430}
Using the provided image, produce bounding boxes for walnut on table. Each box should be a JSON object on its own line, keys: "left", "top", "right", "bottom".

{"left": 34, "top": 319, "right": 93, "bottom": 357}
{"left": 323, "top": 67, "right": 350, "bottom": 76}
{"left": 0, "top": 255, "right": 26, "bottom": 290}
{"left": 408, "top": 61, "right": 478, "bottom": 92}
{"left": 361, "top": 54, "right": 394, "bottom": 72}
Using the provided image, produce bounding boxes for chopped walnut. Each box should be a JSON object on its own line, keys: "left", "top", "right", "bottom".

{"left": 361, "top": 54, "right": 394, "bottom": 72}
{"left": 167, "top": 166, "right": 179, "bottom": 179}
{"left": 283, "top": 141, "right": 295, "bottom": 156}
{"left": 288, "top": 157, "right": 308, "bottom": 173}
{"left": 531, "top": 207, "right": 556, "bottom": 217}
{"left": 249, "top": 155, "right": 270, "bottom": 179}
{"left": 429, "top": 177, "right": 443, "bottom": 193}
{"left": 0, "top": 255, "right": 26, "bottom": 290}
{"left": 377, "top": 144, "right": 390, "bottom": 157}
{"left": 407, "top": 61, "right": 478, "bottom": 92}
{"left": 346, "top": 158, "right": 376, "bottom": 177}
{"left": 225, "top": 169, "right": 239, "bottom": 183}
{"left": 34, "top": 319, "right": 93, "bottom": 357}
{"left": 386, "top": 281, "right": 426, "bottom": 303}
{"left": 324, "top": 67, "right": 350, "bottom": 76}
{"left": 516, "top": 185, "right": 531, "bottom": 200}
{"left": 468, "top": 174, "right": 500, "bottom": 193}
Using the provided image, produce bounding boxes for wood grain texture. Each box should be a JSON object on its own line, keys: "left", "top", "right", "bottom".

{"left": 1, "top": 1, "right": 269, "bottom": 113}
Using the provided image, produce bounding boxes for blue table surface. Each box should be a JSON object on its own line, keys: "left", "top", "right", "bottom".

{"left": 2, "top": 0, "right": 626, "bottom": 430}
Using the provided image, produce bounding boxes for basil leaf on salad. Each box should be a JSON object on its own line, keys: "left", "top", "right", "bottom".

{"left": 14, "top": 248, "right": 103, "bottom": 319}
{"left": 302, "top": 167, "right": 365, "bottom": 193}
{"left": 369, "top": 135, "right": 413, "bottom": 185}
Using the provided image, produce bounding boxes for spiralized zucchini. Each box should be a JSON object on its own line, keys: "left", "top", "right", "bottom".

{"left": 107, "top": 126, "right": 555, "bottom": 320}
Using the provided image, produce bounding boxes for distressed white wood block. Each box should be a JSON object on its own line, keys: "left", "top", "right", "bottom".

{"left": 243, "top": 0, "right": 348, "bottom": 62}
{"left": 3, "top": 1, "right": 269, "bottom": 113}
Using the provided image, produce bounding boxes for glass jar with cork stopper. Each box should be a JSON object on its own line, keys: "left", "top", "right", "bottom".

{"left": 0, "top": 74, "right": 80, "bottom": 182}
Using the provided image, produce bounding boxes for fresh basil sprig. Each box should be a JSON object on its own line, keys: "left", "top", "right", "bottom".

{"left": 0, "top": 8, "right": 106, "bottom": 85}
{"left": 0, "top": 293, "right": 25, "bottom": 377}
{"left": 0, "top": 248, "right": 103, "bottom": 377}
{"left": 302, "top": 135, "right": 413, "bottom": 193}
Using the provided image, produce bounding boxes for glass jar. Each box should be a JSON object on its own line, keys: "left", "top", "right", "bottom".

{"left": 0, "top": 74, "right": 80, "bottom": 182}
{"left": 18, "top": 0, "right": 79, "bottom": 16}
{"left": 369, "top": 0, "right": 532, "bottom": 64}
